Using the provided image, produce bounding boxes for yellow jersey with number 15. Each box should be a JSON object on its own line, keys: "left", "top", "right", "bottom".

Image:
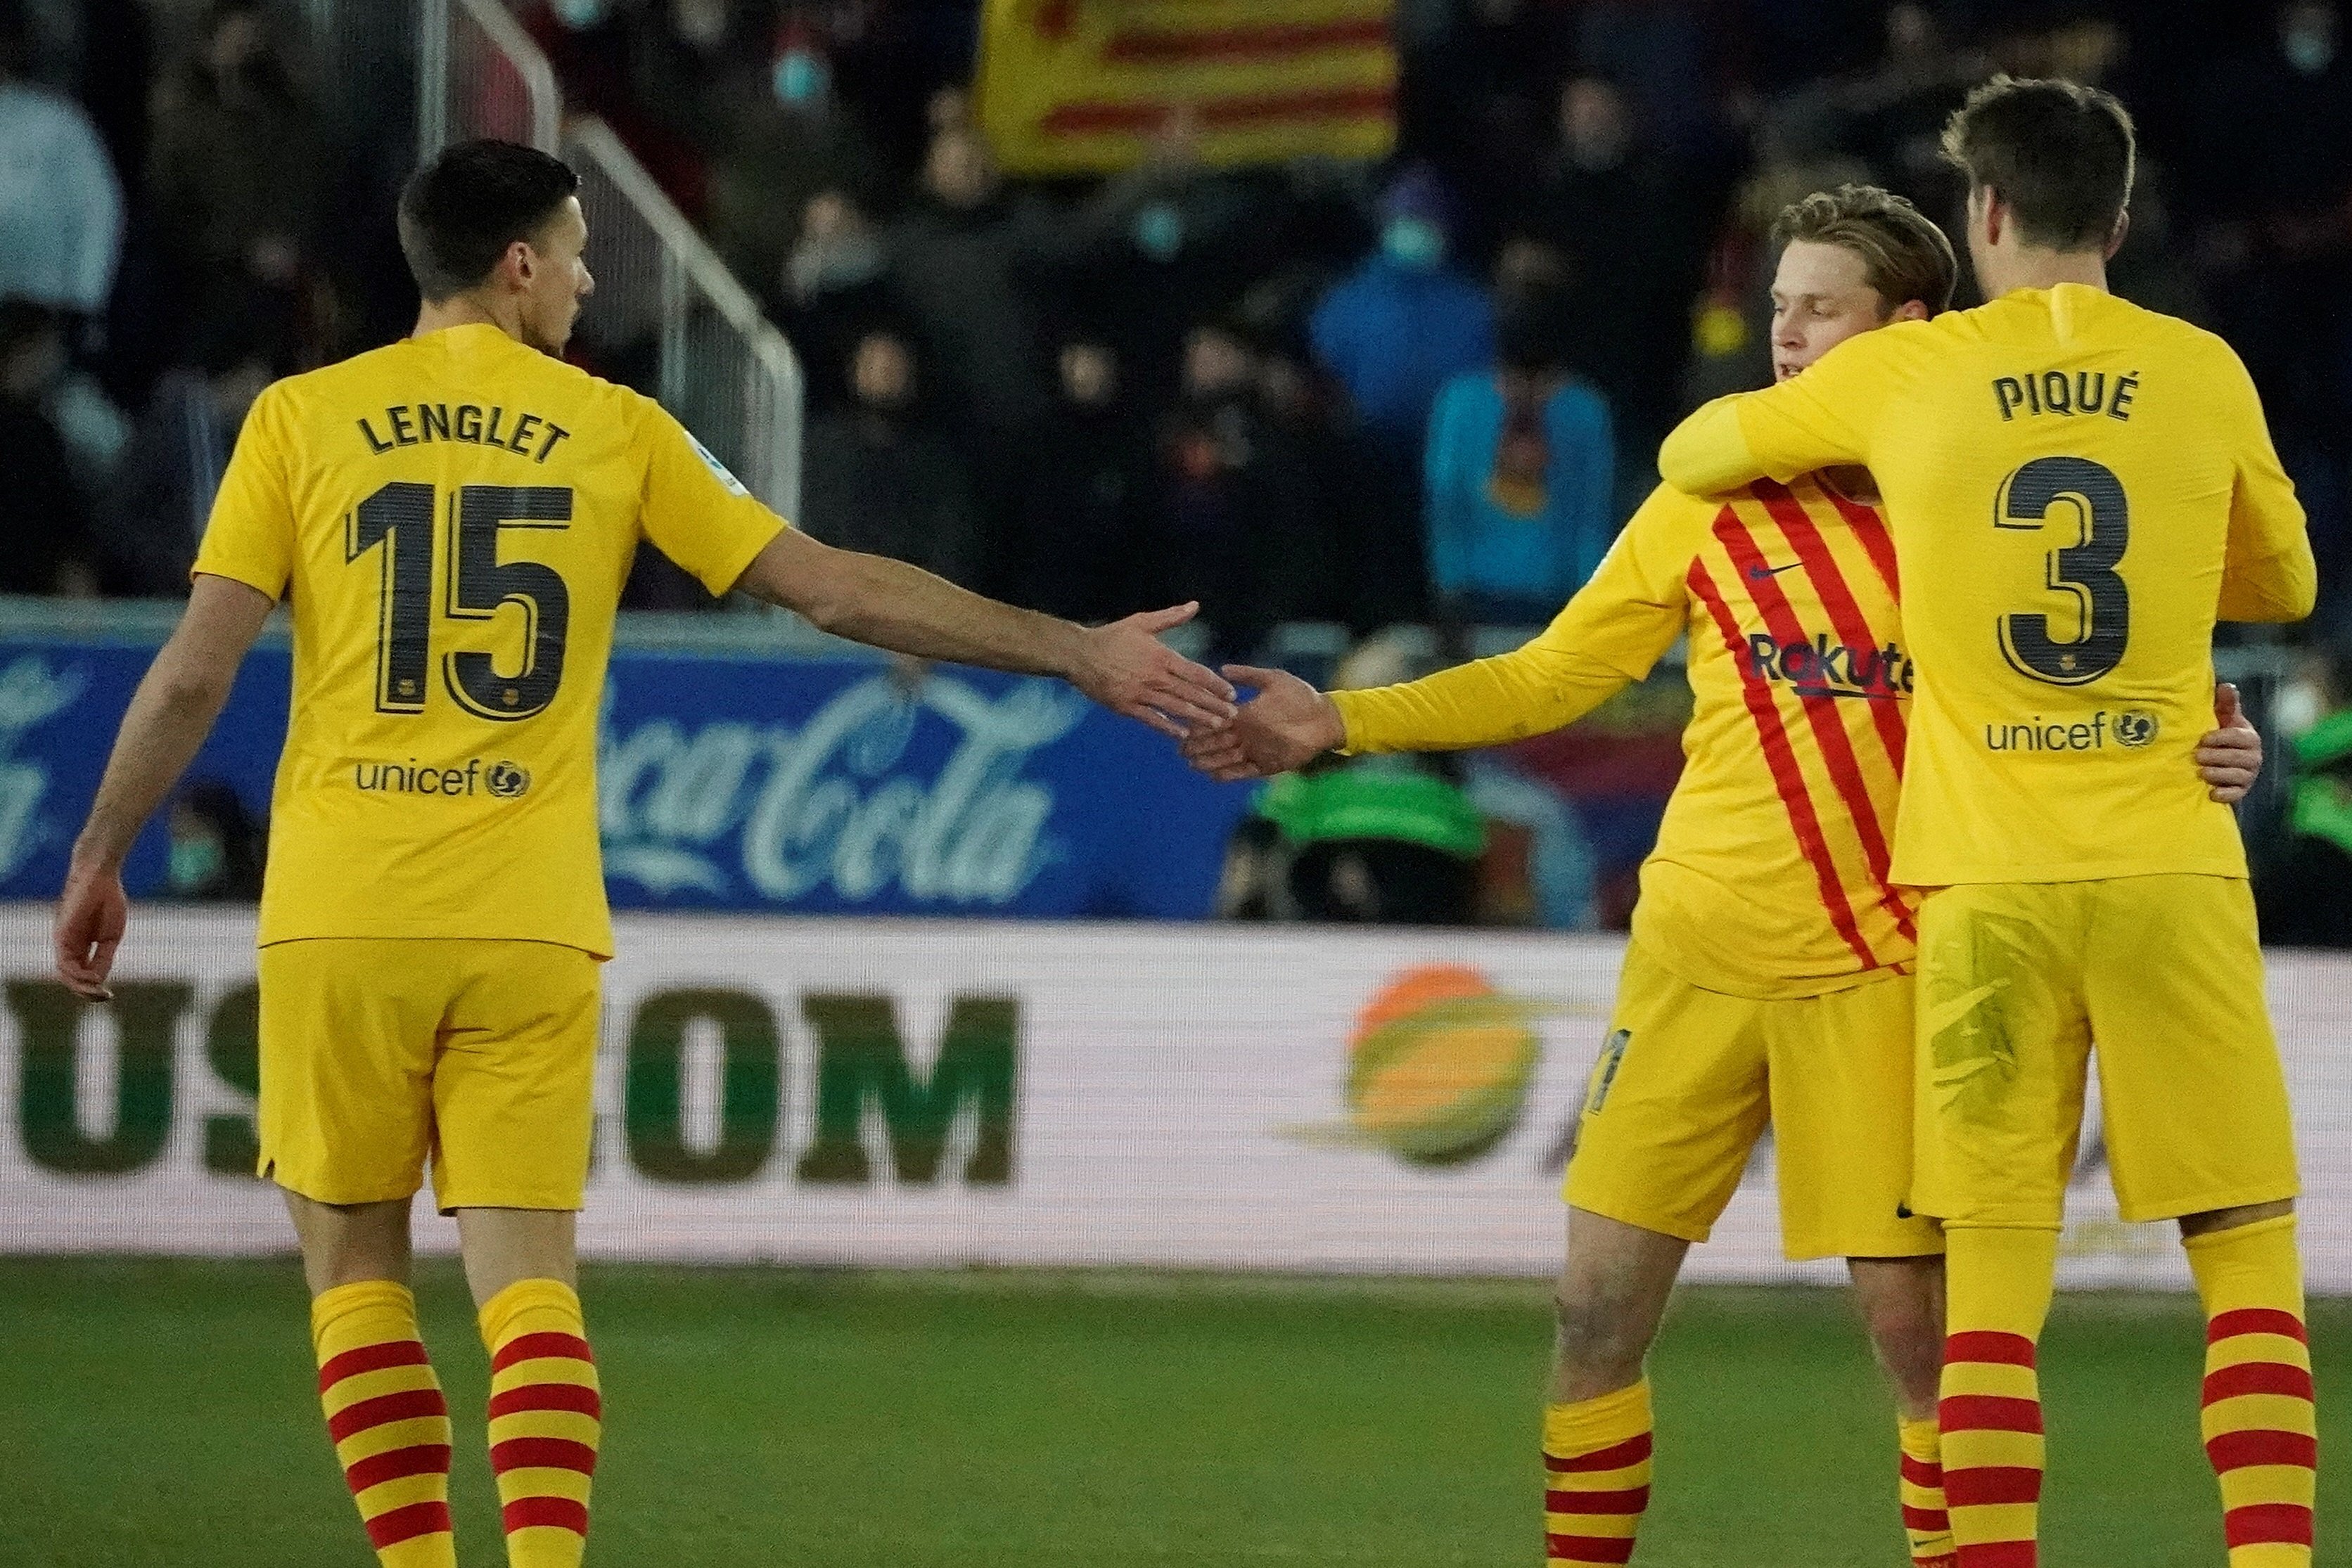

{"left": 193, "top": 323, "right": 786, "bottom": 956}
{"left": 1660, "top": 285, "right": 2315, "bottom": 887}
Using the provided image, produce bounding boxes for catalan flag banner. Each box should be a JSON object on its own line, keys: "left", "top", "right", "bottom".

{"left": 978, "top": 0, "right": 1397, "bottom": 175}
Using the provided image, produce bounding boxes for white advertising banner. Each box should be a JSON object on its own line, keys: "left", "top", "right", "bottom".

{"left": 2, "top": 906, "right": 2347, "bottom": 1290}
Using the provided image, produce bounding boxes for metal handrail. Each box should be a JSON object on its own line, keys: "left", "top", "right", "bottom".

{"left": 561, "top": 118, "right": 805, "bottom": 523}
{"left": 409, "top": 0, "right": 804, "bottom": 524}
{"left": 417, "top": 0, "right": 561, "bottom": 157}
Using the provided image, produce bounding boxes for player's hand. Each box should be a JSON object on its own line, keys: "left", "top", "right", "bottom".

{"left": 1180, "top": 665, "right": 1346, "bottom": 782}
{"left": 2197, "top": 681, "right": 2263, "bottom": 804}
{"left": 54, "top": 859, "right": 128, "bottom": 1002}
{"left": 1066, "top": 603, "right": 1237, "bottom": 740}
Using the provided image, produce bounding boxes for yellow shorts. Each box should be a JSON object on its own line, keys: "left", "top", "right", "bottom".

{"left": 1910, "top": 875, "right": 2299, "bottom": 1229}
{"left": 1564, "top": 942, "right": 1941, "bottom": 1261}
{"left": 257, "top": 938, "right": 601, "bottom": 1212}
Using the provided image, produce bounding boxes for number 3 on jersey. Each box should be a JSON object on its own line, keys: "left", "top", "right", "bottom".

{"left": 348, "top": 481, "right": 573, "bottom": 720}
{"left": 1994, "top": 455, "right": 2130, "bottom": 686}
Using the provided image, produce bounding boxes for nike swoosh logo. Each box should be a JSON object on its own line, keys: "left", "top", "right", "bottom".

{"left": 1746, "top": 561, "right": 1803, "bottom": 581}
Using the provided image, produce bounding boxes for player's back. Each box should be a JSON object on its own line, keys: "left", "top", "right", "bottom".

{"left": 1856, "top": 285, "right": 2312, "bottom": 885}
{"left": 194, "top": 323, "right": 781, "bottom": 956}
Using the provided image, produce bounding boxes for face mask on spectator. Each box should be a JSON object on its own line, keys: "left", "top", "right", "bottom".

{"left": 1132, "top": 202, "right": 1186, "bottom": 262}
{"left": 2284, "top": 18, "right": 2336, "bottom": 74}
{"left": 774, "top": 47, "right": 829, "bottom": 105}
{"left": 1382, "top": 217, "right": 1446, "bottom": 271}
{"left": 168, "top": 833, "right": 226, "bottom": 895}
{"left": 551, "top": 0, "right": 611, "bottom": 28}
{"left": 788, "top": 231, "right": 885, "bottom": 296}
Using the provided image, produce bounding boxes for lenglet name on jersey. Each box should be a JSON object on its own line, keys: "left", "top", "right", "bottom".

{"left": 356, "top": 401, "right": 572, "bottom": 463}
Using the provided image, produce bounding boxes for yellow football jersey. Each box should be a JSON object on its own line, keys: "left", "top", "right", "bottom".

{"left": 1336, "top": 475, "right": 1915, "bottom": 998}
{"left": 193, "top": 323, "right": 786, "bottom": 956}
{"left": 1660, "top": 285, "right": 2315, "bottom": 886}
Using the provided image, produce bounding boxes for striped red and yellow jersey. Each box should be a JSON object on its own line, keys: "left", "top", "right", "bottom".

{"left": 1333, "top": 475, "right": 1913, "bottom": 998}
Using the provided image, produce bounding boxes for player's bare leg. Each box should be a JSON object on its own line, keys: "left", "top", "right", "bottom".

{"left": 1848, "top": 1256, "right": 1943, "bottom": 1419}
{"left": 286, "top": 1191, "right": 456, "bottom": 1567}
{"left": 2179, "top": 1199, "right": 2315, "bottom": 1567}
{"left": 1552, "top": 1207, "right": 1687, "bottom": 1401}
{"left": 1543, "top": 1207, "right": 1685, "bottom": 1566}
{"left": 456, "top": 1207, "right": 578, "bottom": 1303}
{"left": 286, "top": 1193, "right": 414, "bottom": 1294}
{"left": 1851, "top": 1255, "right": 1957, "bottom": 1567}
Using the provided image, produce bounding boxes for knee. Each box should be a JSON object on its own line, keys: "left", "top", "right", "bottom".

{"left": 1553, "top": 1285, "right": 1653, "bottom": 1393}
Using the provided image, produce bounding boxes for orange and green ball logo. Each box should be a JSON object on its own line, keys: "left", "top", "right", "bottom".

{"left": 1341, "top": 965, "right": 1542, "bottom": 1167}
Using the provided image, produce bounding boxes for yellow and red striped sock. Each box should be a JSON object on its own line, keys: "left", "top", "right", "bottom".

{"left": 480, "top": 1278, "right": 601, "bottom": 1568}
{"left": 1542, "top": 1380, "right": 1653, "bottom": 1566}
{"left": 1898, "top": 1414, "right": 1958, "bottom": 1567}
{"left": 2187, "top": 1215, "right": 2317, "bottom": 1568}
{"left": 312, "top": 1280, "right": 456, "bottom": 1568}
{"left": 1938, "top": 1226, "right": 2057, "bottom": 1568}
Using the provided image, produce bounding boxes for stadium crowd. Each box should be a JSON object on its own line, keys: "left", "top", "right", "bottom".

{"left": 3, "top": 0, "right": 2350, "bottom": 931}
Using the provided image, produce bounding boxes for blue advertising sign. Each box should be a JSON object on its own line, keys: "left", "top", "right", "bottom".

{"left": 0, "top": 629, "right": 1252, "bottom": 920}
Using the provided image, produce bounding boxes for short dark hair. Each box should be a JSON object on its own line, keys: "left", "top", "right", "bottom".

{"left": 1772, "top": 184, "right": 1958, "bottom": 315}
{"left": 397, "top": 140, "right": 581, "bottom": 302}
{"left": 1939, "top": 75, "right": 2135, "bottom": 251}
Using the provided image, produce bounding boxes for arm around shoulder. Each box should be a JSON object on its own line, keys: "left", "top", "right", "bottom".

{"left": 2216, "top": 348, "right": 2319, "bottom": 624}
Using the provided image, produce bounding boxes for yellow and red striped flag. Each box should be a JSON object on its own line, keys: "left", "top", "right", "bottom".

{"left": 978, "top": 0, "right": 1397, "bottom": 175}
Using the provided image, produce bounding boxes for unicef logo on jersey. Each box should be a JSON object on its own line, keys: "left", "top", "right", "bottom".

{"left": 2114, "top": 711, "right": 2159, "bottom": 748}
{"left": 486, "top": 761, "right": 532, "bottom": 798}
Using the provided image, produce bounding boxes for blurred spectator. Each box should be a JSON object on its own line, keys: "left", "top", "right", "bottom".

{"left": 8, "top": 0, "right": 150, "bottom": 193}
{"left": 1001, "top": 340, "right": 1150, "bottom": 622}
{"left": 1310, "top": 164, "right": 1495, "bottom": 454}
{"left": 0, "top": 302, "right": 98, "bottom": 595}
{"left": 1149, "top": 319, "right": 1370, "bottom": 657}
{"left": 98, "top": 295, "right": 295, "bottom": 598}
{"left": 886, "top": 124, "right": 1056, "bottom": 455}
{"left": 1832, "top": 2, "right": 1976, "bottom": 211}
{"left": 0, "top": 297, "right": 127, "bottom": 507}
{"left": 781, "top": 188, "right": 896, "bottom": 419}
{"left": 1046, "top": 129, "right": 1261, "bottom": 408}
{"left": 1424, "top": 286, "right": 1615, "bottom": 625}
{"left": 146, "top": 0, "right": 328, "bottom": 358}
{"left": 0, "top": 0, "right": 122, "bottom": 316}
{"left": 800, "top": 326, "right": 982, "bottom": 587}
{"left": 705, "top": 20, "right": 884, "bottom": 304}
{"left": 1514, "top": 77, "right": 1718, "bottom": 464}
{"left": 161, "top": 780, "right": 266, "bottom": 902}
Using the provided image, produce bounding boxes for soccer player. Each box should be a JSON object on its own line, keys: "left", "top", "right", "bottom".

{"left": 1182, "top": 184, "right": 2264, "bottom": 1568}
{"left": 50, "top": 140, "right": 1235, "bottom": 1568}
{"left": 1659, "top": 79, "right": 2319, "bottom": 1568}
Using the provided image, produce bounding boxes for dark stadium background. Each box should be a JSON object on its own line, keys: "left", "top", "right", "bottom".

{"left": 1, "top": 3, "right": 2348, "bottom": 1566}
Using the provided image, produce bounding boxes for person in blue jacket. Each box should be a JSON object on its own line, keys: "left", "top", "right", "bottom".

{"left": 1309, "top": 163, "right": 1495, "bottom": 454}
{"left": 1422, "top": 285, "right": 1615, "bottom": 625}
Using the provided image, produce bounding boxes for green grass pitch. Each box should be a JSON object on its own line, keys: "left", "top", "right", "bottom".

{"left": 0, "top": 1259, "right": 2342, "bottom": 1567}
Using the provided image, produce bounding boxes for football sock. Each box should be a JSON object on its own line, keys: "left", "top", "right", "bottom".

{"left": 1938, "top": 1226, "right": 2057, "bottom": 1568}
{"left": 312, "top": 1280, "right": 456, "bottom": 1568}
{"left": 2186, "top": 1215, "right": 2316, "bottom": 1568}
{"left": 480, "top": 1278, "right": 602, "bottom": 1568}
{"left": 1543, "top": 1380, "right": 1654, "bottom": 1565}
{"left": 1898, "top": 1414, "right": 1958, "bottom": 1567}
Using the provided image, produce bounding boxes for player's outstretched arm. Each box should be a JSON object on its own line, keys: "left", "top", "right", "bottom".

{"left": 55, "top": 574, "right": 275, "bottom": 1000}
{"left": 2196, "top": 682, "right": 2265, "bottom": 805}
{"left": 1181, "top": 667, "right": 1346, "bottom": 782}
{"left": 734, "top": 527, "right": 1236, "bottom": 738}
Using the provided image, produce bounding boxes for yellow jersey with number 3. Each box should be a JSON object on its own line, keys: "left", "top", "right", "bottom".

{"left": 192, "top": 323, "right": 787, "bottom": 956}
{"left": 1659, "top": 284, "right": 2315, "bottom": 887}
